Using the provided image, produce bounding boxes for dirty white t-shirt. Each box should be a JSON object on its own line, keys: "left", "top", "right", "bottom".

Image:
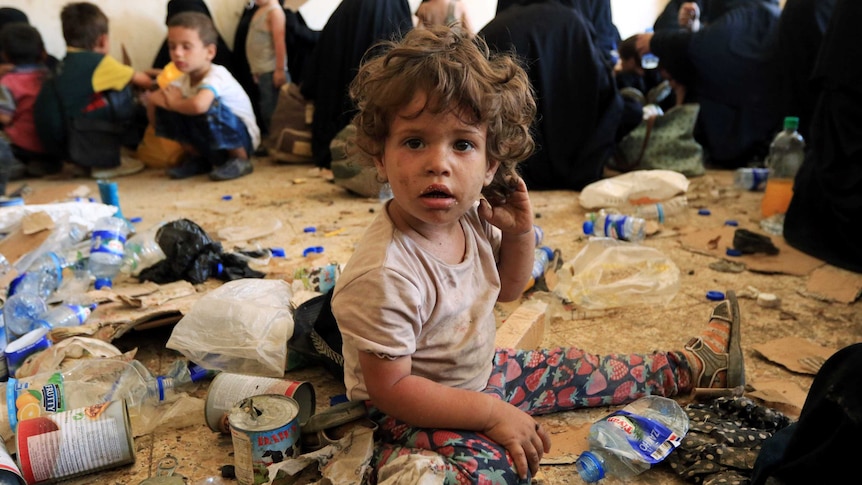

{"left": 332, "top": 202, "right": 502, "bottom": 401}
{"left": 174, "top": 64, "right": 260, "bottom": 149}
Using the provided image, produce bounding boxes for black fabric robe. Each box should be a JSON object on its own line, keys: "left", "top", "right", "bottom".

{"left": 300, "top": 0, "right": 412, "bottom": 168}
{"left": 650, "top": 1, "right": 781, "bottom": 167}
{"left": 495, "top": 0, "right": 618, "bottom": 56}
{"left": 653, "top": 0, "right": 778, "bottom": 31}
{"left": 783, "top": 0, "right": 862, "bottom": 273}
{"left": 771, "top": 0, "right": 836, "bottom": 140}
{"left": 481, "top": 2, "right": 622, "bottom": 191}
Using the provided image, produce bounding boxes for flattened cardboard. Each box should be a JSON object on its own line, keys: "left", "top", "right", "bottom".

{"left": 752, "top": 336, "right": 837, "bottom": 375}
{"left": 747, "top": 378, "right": 808, "bottom": 418}
{"left": 680, "top": 225, "right": 823, "bottom": 275}
{"left": 539, "top": 422, "right": 590, "bottom": 465}
{"left": 803, "top": 265, "right": 862, "bottom": 304}
{"left": 21, "top": 211, "right": 54, "bottom": 235}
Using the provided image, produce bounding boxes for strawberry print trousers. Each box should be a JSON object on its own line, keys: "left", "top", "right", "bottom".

{"left": 369, "top": 346, "right": 692, "bottom": 484}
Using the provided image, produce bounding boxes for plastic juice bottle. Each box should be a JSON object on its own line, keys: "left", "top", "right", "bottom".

{"left": 761, "top": 116, "right": 805, "bottom": 217}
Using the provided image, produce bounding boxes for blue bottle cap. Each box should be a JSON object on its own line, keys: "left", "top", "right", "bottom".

{"left": 698, "top": 209, "right": 711, "bottom": 216}
{"left": 582, "top": 220, "right": 595, "bottom": 235}
{"left": 726, "top": 248, "right": 743, "bottom": 257}
{"left": 221, "top": 195, "right": 233, "bottom": 201}
{"left": 724, "top": 220, "right": 739, "bottom": 227}
{"left": 302, "top": 246, "right": 325, "bottom": 257}
{"left": 188, "top": 364, "right": 210, "bottom": 382}
{"left": 271, "top": 247, "right": 286, "bottom": 257}
{"left": 94, "top": 277, "right": 113, "bottom": 290}
{"left": 303, "top": 226, "right": 316, "bottom": 233}
{"left": 706, "top": 290, "right": 726, "bottom": 301}
{"left": 130, "top": 217, "right": 143, "bottom": 224}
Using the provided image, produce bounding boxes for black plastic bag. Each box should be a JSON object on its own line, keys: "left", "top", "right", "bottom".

{"left": 138, "top": 218, "right": 265, "bottom": 284}
{"left": 289, "top": 288, "right": 344, "bottom": 381}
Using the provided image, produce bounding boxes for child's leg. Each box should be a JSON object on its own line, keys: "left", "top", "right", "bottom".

{"left": 368, "top": 407, "right": 529, "bottom": 485}
{"left": 207, "top": 99, "right": 254, "bottom": 181}
{"left": 485, "top": 293, "right": 743, "bottom": 415}
{"left": 256, "top": 71, "right": 278, "bottom": 136}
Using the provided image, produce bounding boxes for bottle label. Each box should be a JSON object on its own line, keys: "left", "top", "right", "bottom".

{"left": 603, "top": 410, "right": 683, "bottom": 464}
{"left": 90, "top": 230, "right": 126, "bottom": 257}
{"left": 68, "top": 304, "right": 92, "bottom": 324}
{"left": 8, "top": 373, "right": 65, "bottom": 431}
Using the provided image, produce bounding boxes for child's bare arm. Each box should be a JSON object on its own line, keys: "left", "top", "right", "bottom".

{"left": 130, "top": 71, "right": 155, "bottom": 90}
{"left": 155, "top": 85, "right": 214, "bottom": 116}
{"left": 268, "top": 7, "right": 288, "bottom": 88}
{"left": 360, "top": 351, "right": 551, "bottom": 479}
{"left": 478, "top": 176, "right": 535, "bottom": 301}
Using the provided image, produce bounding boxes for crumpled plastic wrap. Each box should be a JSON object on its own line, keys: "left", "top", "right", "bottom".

{"left": 556, "top": 238, "right": 680, "bottom": 309}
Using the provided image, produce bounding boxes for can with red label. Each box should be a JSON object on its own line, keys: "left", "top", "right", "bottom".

{"left": 15, "top": 400, "right": 134, "bottom": 484}
{"left": 229, "top": 395, "right": 300, "bottom": 485}
{"left": 205, "top": 373, "right": 315, "bottom": 433}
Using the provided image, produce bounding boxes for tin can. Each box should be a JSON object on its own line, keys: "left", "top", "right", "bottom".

{"left": 15, "top": 400, "right": 135, "bottom": 484}
{"left": 206, "top": 373, "right": 315, "bottom": 434}
{"left": 229, "top": 395, "right": 300, "bottom": 485}
{"left": 0, "top": 439, "right": 25, "bottom": 484}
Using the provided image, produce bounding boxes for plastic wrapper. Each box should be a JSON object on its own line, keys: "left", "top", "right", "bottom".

{"left": 578, "top": 170, "right": 689, "bottom": 210}
{"left": 167, "top": 279, "right": 295, "bottom": 377}
{"left": 556, "top": 238, "right": 680, "bottom": 309}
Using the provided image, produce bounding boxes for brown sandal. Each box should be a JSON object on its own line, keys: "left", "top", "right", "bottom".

{"left": 685, "top": 290, "right": 745, "bottom": 389}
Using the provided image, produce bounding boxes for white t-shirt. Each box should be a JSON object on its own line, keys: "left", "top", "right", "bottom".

{"left": 332, "top": 202, "right": 502, "bottom": 401}
{"left": 175, "top": 64, "right": 260, "bottom": 149}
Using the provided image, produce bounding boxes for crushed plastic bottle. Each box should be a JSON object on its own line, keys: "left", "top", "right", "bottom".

{"left": 35, "top": 303, "right": 97, "bottom": 329}
{"left": 121, "top": 222, "right": 167, "bottom": 276}
{"left": 575, "top": 396, "right": 689, "bottom": 483}
{"left": 583, "top": 210, "right": 646, "bottom": 242}
{"left": 88, "top": 216, "right": 128, "bottom": 289}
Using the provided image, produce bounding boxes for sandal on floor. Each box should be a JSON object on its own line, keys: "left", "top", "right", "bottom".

{"left": 685, "top": 290, "right": 745, "bottom": 389}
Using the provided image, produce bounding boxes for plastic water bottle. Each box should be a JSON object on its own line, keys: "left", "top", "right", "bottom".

{"left": 628, "top": 195, "right": 689, "bottom": 223}
{"left": 121, "top": 223, "right": 167, "bottom": 276}
{"left": 761, "top": 116, "right": 805, "bottom": 218}
{"left": 88, "top": 216, "right": 128, "bottom": 289}
{"left": 575, "top": 396, "right": 690, "bottom": 483}
{"left": 35, "top": 303, "right": 97, "bottom": 329}
{"left": 734, "top": 167, "right": 769, "bottom": 191}
{"left": 583, "top": 211, "right": 646, "bottom": 242}
{"left": 3, "top": 272, "right": 51, "bottom": 341}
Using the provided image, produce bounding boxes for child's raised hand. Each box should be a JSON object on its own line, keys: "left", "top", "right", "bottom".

{"left": 478, "top": 176, "right": 533, "bottom": 236}
{"left": 483, "top": 399, "right": 552, "bottom": 480}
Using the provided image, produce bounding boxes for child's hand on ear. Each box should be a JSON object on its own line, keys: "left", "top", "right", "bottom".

{"left": 478, "top": 176, "right": 533, "bottom": 236}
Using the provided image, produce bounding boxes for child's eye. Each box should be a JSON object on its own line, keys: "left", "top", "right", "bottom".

{"left": 454, "top": 140, "right": 475, "bottom": 152}
{"left": 405, "top": 138, "right": 424, "bottom": 149}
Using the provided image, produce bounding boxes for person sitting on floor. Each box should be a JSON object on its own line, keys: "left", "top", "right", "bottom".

{"left": 33, "top": 2, "right": 152, "bottom": 179}
{"left": 332, "top": 24, "right": 745, "bottom": 483}
{"left": 480, "top": 0, "right": 623, "bottom": 190}
{"left": 0, "top": 23, "right": 57, "bottom": 184}
{"left": 148, "top": 12, "right": 259, "bottom": 182}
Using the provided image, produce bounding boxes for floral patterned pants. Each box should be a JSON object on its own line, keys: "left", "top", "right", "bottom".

{"left": 370, "top": 346, "right": 692, "bottom": 484}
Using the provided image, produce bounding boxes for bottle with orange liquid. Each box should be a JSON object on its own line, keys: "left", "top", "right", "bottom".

{"left": 761, "top": 116, "right": 805, "bottom": 221}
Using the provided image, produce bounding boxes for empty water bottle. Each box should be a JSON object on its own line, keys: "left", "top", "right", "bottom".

{"left": 4, "top": 272, "right": 51, "bottom": 341}
{"left": 583, "top": 211, "right": 646, "bottom": 242}
{"left": 734, "top": 167, "right": 769, "bottom": 191}
{"left": 89, "top": 216, "right": 128, "bottom": 289}
{"left": 641, "top": 28, "right": 659, "bottom": 69}
{"left": 575, "top": 396, "right": 690, "bottom": 483}
{"left": 121, "top": 222, "right": 167, "bottom": 276}
{"left": 35, "top": 303, "right": 97, "bottom": 329}
{"left": 628, "top": 195, "right": 689, "bottom": 223}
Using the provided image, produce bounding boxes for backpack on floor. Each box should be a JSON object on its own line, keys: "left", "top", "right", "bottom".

{"left": 267, "top": 82, "right": 314, "bottom": 163}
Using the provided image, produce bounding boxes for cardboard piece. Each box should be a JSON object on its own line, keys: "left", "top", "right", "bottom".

{"left": 21, "top": 211, "right": 55, "bottom": 235}
{"left": 747, "top": 378, "right": 808, "bottom": 418}
{"left": 0, "top": 226, "right": 52, "bottom": 270}
{"left": 21, "top": 183, "right": 87, "bottom": 205}
{"left": 679, "top": 225, "right": 823, "bottom": 276}
{"left": 802, "top": 265, "right": 862, "bottom": 304}
{"left": 751, "top": 336, "right": 837, "bottom": 375}
{"left": 495, "top": 300, "right": 548, "bottom": 350}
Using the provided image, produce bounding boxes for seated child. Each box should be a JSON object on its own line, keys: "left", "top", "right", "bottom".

{"left": 0, "top": 23, "right": 53, "bottom": 184}
{"left": 33, "top": 2, "right": 151, "bottom": 178}
{"left": 332, "top": 25, "right": 745, "bottom": 483}
{"left": 149, "top": 11, "right": 259, "bottom": 181}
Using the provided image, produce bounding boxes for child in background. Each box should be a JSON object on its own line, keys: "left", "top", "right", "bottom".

{"left": 245, "top": 0, "right": 287, "bottom": 140}
{"left": 150, "top": 12, "right": 259, "bottom": 181}
{"left": 0, "top": 23, "right": 53, "bottom": 185}
{"left": 332, "top": 25, "right": 745, "bottom": 483}
{"left": 33, "top": 2, "right": 151, "bottom": 179}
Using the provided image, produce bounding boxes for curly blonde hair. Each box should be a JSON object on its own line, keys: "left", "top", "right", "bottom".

{"left": 349, "top": 25, "right": 536, "bottom": 201}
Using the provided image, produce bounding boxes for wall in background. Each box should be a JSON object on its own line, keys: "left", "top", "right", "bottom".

{"left": 3, "top": 0, "right": 669, "bottom": 70}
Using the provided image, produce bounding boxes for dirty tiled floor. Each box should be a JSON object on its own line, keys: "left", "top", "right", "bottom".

{"left": 11, "top": 158, "right": 860, "bottom": 485}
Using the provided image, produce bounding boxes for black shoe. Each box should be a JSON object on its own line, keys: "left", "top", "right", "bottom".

{"left": 733, "top": 229, "right": 779, "bottom": 255}
{"left": 167, "top": 157, "right": 210, "bottom": 179}
{"left": 210, "top": 157, "right": 253, "bottom": 181}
